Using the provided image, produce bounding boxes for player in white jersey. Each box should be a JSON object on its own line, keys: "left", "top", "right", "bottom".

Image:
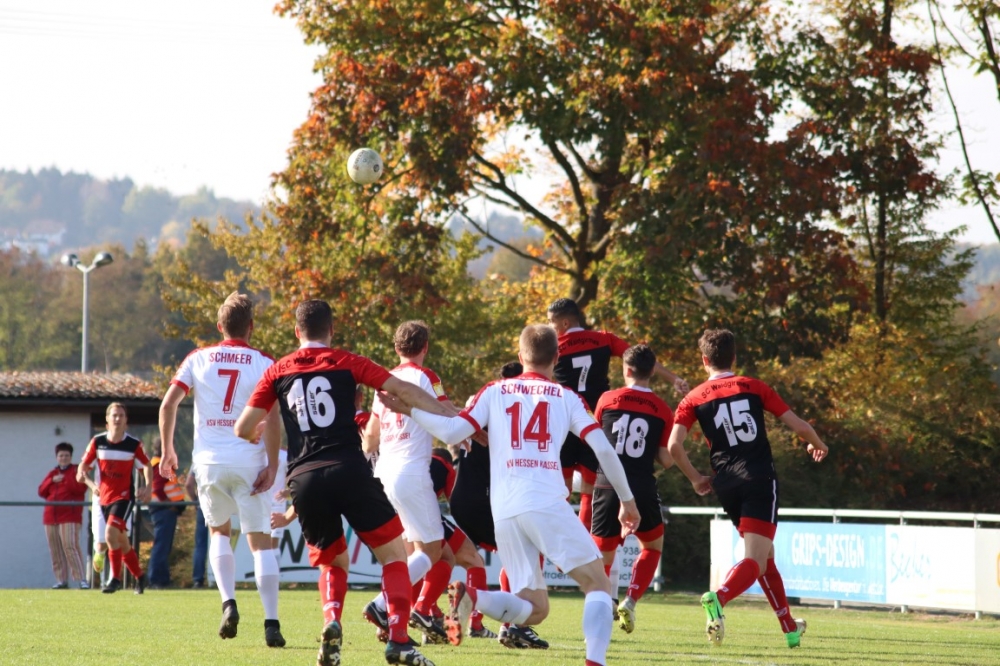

{"left": 158, "top": 292, "right": 285, "bottom": 648}
{"left": 362, "top": 320, "right": 454, "bottom": 644}
{"left": 379, "top": 324, "right": 640, "bottom": 666}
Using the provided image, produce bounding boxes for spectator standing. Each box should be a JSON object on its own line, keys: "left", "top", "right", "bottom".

{"left": 38, "top": 442, "right": 90, "bottom": 589}
{"left": 148, "top": 441, "right": 186, "bottom": 588}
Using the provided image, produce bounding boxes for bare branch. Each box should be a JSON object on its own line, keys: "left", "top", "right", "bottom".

{"left": 541, "top": 138, "right": 589, "bottom": 223}
{"left": 928, "top": 0, "right": 1000, "bottom": 242}
{"left": 452, "top": 206, "right": 576, "bottom": 278}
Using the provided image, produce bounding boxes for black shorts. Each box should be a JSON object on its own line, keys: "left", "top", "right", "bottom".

{"left": 559, "top": 433, "right": 599, "bottom": 476}
{"left": 101, "top": 499, "right": 134, "bottom": 531}
{"left": 289, "top": 452, "right": 402, "bottom": 552}
{"left": 715, "top": 476, "right": 779, "bottom": 539}
{"left": 449, "top": 487, "right": 496, "bottom": 551}
{"left": 591, "top": 480, "right": 662, "bottom": 548}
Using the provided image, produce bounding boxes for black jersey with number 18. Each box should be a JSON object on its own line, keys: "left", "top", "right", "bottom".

{"left": 673, "top": 374, "right": 789, "bottom": 491}
{"left": 593, "top": 386, "right": 673, "bottom": 495}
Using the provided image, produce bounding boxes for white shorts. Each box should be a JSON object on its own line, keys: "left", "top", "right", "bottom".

{"left": 378, "top": 471, "right": 444, "bottom": 544}
{"left": 194, "top": 463, "right": 270, "bottom": 534}
{"left": 495, "top": 502, "right": 601, "bottom": 593}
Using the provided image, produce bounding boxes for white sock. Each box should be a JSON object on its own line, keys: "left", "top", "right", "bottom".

{"left": 475, "top": 590, "right": 533, "bottom": 625}
{"left": 253, "top": 548, "right": 280, "bottom": 620}
{"left": 210, "top": 534, "right": 236, "bottom": 602}
{"left": 373, "top": 550, "right": 433, "bottom": 612}
{"left": 608, "top": 549, "right": 622, "bottom": 600}
{"left": 583, "top": 591, "right": 613, "bottom": 664}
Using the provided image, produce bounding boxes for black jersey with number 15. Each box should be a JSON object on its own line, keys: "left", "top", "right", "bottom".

{"left": 673, "top": 375, "right": 790, "bottom": 491}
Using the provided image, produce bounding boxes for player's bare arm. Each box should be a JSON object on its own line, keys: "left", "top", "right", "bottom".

{"left": 381, "top": 375, "right": 454, "bottom": 416}
{"left": 271, "top": 503, "right": 296, "bottom": 530}
{"left": 137, "top": 465, "right": 154, "bottom": 504}
{"left": 778, "top": 410, "right": 829, "bottom": 462}
{"left": 656, "top": 446, "right": 675, "bottom": 470}
{"left": 234, "top": 405, "right": 269, "bottom": 442}
{"left": 158, "top": 383, "right": 186, "bottom": 479}
{"left": 653, "top": 361, "right": 689, "bottom": 395}
{"left": 666, "top": 423, "right": 713, "bottom": 496}
{"left": 362, "top": 412, "right": 381, "bottom": 456}
{"left": 250, "top": 406, "right": 281, "bottom": 496}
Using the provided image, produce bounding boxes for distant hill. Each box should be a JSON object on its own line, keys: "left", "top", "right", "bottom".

{"left": 0, "top": 168, "right": 258, "bottom": 255}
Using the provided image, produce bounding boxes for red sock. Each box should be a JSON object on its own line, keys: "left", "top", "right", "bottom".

{"left": 758, "top": 558, "right": 797, "bottom": 632}
{"left": 319, "top": 566, "right": 348, "bottom": 623}
{"left": 382, "top": 561, "right": 411, "bottom": 643}
{"left": 627, "top": 548, "right": 661, "bottom": 602}
{"left": 416, "top": 559, "right": 452, "bottom": 615}
{"left": 109, "top": 548, "right": 123, "bottom": 579}
{"left": 579, "top": 492, "right": 593, "bottom": 529}
{"left": 499, "top": 567, "right": 510, "bottom": 592}
{"left": 716, "top": 558, "right": 760, "bottom": 606}
{"left": 411, "top": 579, "right": 423, "bottom": 606}
{"left": 604, "top": 563, "right": 612, "bottom": 576}
{"left": 467, "top": 566, "right": 487, "bottom": 629}
{"left": 123, "top": 549, "right": 143, "bottom": 578}
{"left": 586, "top": 660, "right": 604, "bottom": 666}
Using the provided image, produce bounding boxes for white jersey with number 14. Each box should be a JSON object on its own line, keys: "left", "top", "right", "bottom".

{"left": 461, "top": 372, "right": 600, "bottom": 521}
{"left": 170, "top": 339, "right": 274, "bottom": 467}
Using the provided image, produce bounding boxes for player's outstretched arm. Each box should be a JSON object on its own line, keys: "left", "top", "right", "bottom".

{"left": 381, "top": 376, "right": 455, "bottom": 416}
{"left": 778, "top": 410, "right": 829, "bottom": 462}
{"left": 666, "top": 424, "right": 712, "bottom": 495}
{"left": 583, "top": 429, "right": 636, "bottom": 504}
{"left": 656, "top": 445, "right": 675, "bottom": 470}
{"left": 652, "top": 361, "right": 689, "bottom": 395}
{"left": 158, "top": 384, "right": 186, "bottom": 479}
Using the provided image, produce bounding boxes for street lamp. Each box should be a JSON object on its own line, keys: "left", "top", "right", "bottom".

{"left": 60, "top": 252, "right": 114, "bottom": 373}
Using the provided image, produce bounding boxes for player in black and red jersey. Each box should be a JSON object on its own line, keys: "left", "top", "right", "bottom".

{"left": 591, "top": 345, "right": 674, "bottom": 634}
{"left": 234, "top": 300, "right": 451, "bottom": 666}
{"left": 76, "top": 402, "right": 152, "bottom": 594}
{"left": 546, "top": 298, "right": 688, "bottom": 531}
{"left": 667, "top": 329, "right": 828, "bottom": 650}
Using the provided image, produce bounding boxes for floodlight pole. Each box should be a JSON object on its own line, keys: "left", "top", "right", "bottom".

{"left": 61, "top": 252, "right": 114, "bottom": 373}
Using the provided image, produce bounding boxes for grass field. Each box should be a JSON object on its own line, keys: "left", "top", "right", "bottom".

{"left": 6, "top": 587, "right": 1000, "bottom": 666}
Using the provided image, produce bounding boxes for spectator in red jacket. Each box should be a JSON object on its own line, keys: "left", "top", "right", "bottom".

{"left": 38, "top": 442, "right": 90, "bottom": 589}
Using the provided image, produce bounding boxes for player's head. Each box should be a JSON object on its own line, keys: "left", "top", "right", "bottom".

{"left": 498, "top": 361, "right": 523, "bottom": 379}
{"left": 55, "top": 442, "right": 73, "bottom": 465}
{"left": 295, "top": 299, "right": 334, "bottom": 341}
{"left": 106, "top": 402, "right": 127, "bottom": 429}
{"left": 394, "top": 320, "right": 430, "bottom": 358}
{"left": 218, "top": 291, "right": 254, "bottom": 339}
{"left": 699, "top": 329, "right": 736, "bottom": 371}
{"left": 518, "top": 324, "right": 559, "bottom": 369}
{"left": 623, "top": 344, "right": 656, "bottom": 380}
{"left": 546, "top": 297, "right": 583, "bottom": 331}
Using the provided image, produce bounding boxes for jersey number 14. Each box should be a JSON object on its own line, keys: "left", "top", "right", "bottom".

{"left": 505, "top": 401, "right": 551, "bottom": 451}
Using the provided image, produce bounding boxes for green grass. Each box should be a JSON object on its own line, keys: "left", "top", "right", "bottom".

{"left": 6, "top": 587, "right": 1000, "bottom": 665}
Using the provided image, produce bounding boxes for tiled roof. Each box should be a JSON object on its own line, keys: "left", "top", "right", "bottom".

{"left": 0, "top": 372, "right": 162, "bottom": 401}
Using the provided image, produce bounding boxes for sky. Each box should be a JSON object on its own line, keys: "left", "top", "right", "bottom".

{"left": 0, "top": 0, "right": 997, "bottom": 246}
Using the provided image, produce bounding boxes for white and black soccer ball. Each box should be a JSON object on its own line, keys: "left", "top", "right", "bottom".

{"left": 347, "top": 148, "right": 384, "bottom": 185}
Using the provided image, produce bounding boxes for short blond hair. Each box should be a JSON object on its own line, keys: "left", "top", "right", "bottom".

{"left": 218, "top": 291, "right": 254, "bottom": 338}
{"left": 106, "top": 402, "right": 127, "bottom": 418}
{"left": 518, "top": 325, "right": 559, "bottom": 366}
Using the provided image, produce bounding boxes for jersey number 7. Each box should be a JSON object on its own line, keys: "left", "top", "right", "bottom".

{"left": 505, "top": 401, "right": 551, "bottom": 451}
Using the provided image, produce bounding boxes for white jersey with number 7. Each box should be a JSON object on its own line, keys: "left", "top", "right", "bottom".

{"left": 170, "top": 339, "right": 275, "bottom": 467}
{"left": 461, "top": 371, "right": 600, "bottom": 521}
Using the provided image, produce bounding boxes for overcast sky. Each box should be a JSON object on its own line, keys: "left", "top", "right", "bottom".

{"left": 0, "top": 0, "right": 997, "bottom": 246}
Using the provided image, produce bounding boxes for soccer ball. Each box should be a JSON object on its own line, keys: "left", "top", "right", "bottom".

{"left": 347, "top": 148, "right": 383, "bottom": 185}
